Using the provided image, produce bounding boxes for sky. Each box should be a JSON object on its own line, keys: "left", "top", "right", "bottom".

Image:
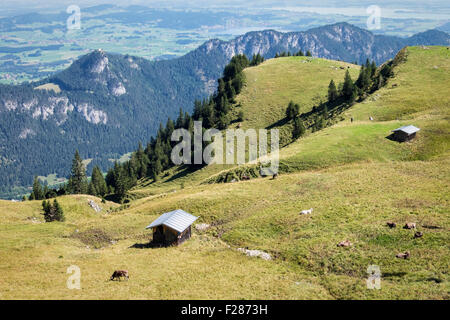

{"left": 2, "top": 0, "right": 449, "bottom": 13}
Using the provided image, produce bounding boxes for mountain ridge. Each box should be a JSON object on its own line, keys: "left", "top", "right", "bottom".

{"left": 0, "top": 22, "right": 449, "bottom": 197}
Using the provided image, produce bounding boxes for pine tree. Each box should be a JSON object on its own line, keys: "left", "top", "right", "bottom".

{"left": 32, "top": 176, "right": 44, "bottom": 200}
{"left": 68, "top": 150, "right": 87, "bottom": 194}
{"left": 43, "top": 184, "right": 49, "bottom": 199}
{"left": 356, "top": 65, "right": 371, "bottom": 91}
{"left": 133, "top": 143, "right": 149, "bottom": 179}
{"left": 286, "top": 101, "right": 300, "bottom": 120}
{"left": 53, "top": 199, "right": 65, "bottom": 222}
{"left": 91, "top": 165, "right": 108, "bottom": 196}
{"left": 105, "top": 166, "right": 116, "bottom": 193}
{"left": 313, "top": 115, "right": 326, "bottom": 132}
{"left": 293, "top": 118, "right": 306, "bottom": 139}
{"left": 42, "top": 199, "right": 64, "bottom": 222}
{"left": 88, "top": 181, "right": 97, "bottom": 196}
{"left": 113, "top": 165, "right": 128, "bottom": 202}
{"left": 175, "top": 108, "right": 185, "bottom": 129}
{"left": 370, "top": 61, "right": 377, "bottom": 77}
{"left": 322, "top": 104, "right": 328, "bottom": 118}
{"left": 328, "top": 80, "right": 338, "bottom": 102}
{"left": 342, "top": 70, "right": 356, "bottom": 101}
{"left": 42, "top": 200, "right": 51, "bottom": 222}
{"left": 306, "top": 50, "right": 312, "bottom": 57}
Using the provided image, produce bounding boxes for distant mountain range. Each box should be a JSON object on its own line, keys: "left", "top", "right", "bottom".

{"left": 0, "top": 22, "right": 448, "bottom": 197}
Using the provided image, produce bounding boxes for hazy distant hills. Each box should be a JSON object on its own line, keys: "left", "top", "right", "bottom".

{"left": 0, "top": 22, "right": 448, "bottom": 197}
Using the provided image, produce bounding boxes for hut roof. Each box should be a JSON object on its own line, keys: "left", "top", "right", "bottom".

{"left": 145, "top": 209, "right": 198, "bottom": 233}
{"left": 392, "top": 125, "right": 420, "bottom": 135}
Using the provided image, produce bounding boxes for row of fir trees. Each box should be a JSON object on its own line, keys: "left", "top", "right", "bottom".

{"left": 287, "top": 57, "right": 395, "bottom": 140}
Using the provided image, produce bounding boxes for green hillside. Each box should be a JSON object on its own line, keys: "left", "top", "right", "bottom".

{"left": 0, "top": 46, "right": 448, "bottom": 299}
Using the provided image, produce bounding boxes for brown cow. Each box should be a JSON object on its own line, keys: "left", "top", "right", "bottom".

{"left": 403, "top": 222, "right": 416, "bottom": 230}
{"left": 386, "top": 222, "right": 396, "bottom": 228}
{"left": 110, "top": 270, "right": 129, "bottom": 281}
{"left": 396, "top": 251, "right": 410, "bottom": 259}
{"left": 337, "top": 240, "right": 352, "bottom": 247}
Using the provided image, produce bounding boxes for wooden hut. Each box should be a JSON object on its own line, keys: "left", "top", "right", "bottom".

{"left": 145, "top": 209, "right": 198, "bottom": 246}
{"left": 391, "top": 125, "right": 420, "bottom": 142}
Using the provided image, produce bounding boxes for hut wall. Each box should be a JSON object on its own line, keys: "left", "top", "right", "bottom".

{"left": 163, "top": 225, "right": 179, "bottom": 246}
{"left": 177, "top": 226, "right": 192, "bottom": 245}
{"left": 393, "top": 131, "right": 416, "bottom": 142}
{"left": 152, "top": 226, "right": 165, "bottom": 244}
{"left": 152, "top": 225, "right": 192, "bottom": 246}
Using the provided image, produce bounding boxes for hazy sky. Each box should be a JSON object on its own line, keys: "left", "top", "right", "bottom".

{"left": 1, "top": 1, "right": 449, "bottom": 21}
{"left": 2, "top": 0, "right": 449, "bottom": 12}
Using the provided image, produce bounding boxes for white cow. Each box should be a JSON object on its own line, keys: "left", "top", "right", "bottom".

{"left": 300, "top": 208, "right": 313, "bottom": 215}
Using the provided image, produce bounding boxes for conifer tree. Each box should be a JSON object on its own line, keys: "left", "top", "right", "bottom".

{"left": 370, "top": 61, "right": 377, "bottom": 77}
{"left": 175, "top": 108, "right": 185, "bottom": 128}
{"left": 91, "top": 165, "right": 107, "bottom": 196}
{"left": 53, "top": 199, "right": 65, "bottom": 222}
{"left": 293, "top": 117, "right": 306, "bottom": 139}
{"left": 32, "top": 176, "right": 44, "bottom": 200}
{"left": 342, "top": 70, "right": 356, "bottom": 101}
{"left": 68, "top": 150, "right": 87, "bottom": 194}
{"left": 42, "top": 199, "right": 64, "bottom": 222}
{"left": 286, "top": 101, "right": 300, "bottom": 120}
{"left": 328, "top": 80, "right": 338, "bottom": 102}
{"left": 88, "top": 181, "right": 97, "bottom": 196}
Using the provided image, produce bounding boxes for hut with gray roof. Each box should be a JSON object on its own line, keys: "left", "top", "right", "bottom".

{"left": 146, "top": 209, "right": 198, "bottom": 246}
{"left": 391, "top": 125, "right": 420, "bottom": 142}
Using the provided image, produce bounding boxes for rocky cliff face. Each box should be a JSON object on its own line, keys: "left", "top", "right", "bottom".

{"left": 198, "top": 22, "right": 449, "bottom": 65}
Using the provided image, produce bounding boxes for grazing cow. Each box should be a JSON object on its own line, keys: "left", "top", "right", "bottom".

{"left": 386, "top": 222, "right": 396, "bottom": 228}
{"left": 396, "top": 251, "right": 410, "bottom": 259}
{"left": 414, "top": 231, "right": 423, "bottom": 238}
{"left": 110, "top": 270, "right": 129, "bottom": 281}
{"left": 300, "top": 208, "right": 313, "bottom": 215}
{"left": 337, "top": 240, "right": 352, "bottom": 247}
{"left": 403, "top": 222, "right": 416, "bottom": 229}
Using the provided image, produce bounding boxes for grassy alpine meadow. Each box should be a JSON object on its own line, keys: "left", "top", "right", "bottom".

{"left": 0, "top": 46, "right": 448, "bottom": 300}
{"left": 0, "top": 160, "right": 448, "bottom": 299}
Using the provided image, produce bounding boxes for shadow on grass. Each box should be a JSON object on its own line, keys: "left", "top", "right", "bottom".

{"left": 385, "top": 133, "right": 401, "bottom": 142}
{"left": 165, "top": 165, "right": 201, "bottom": 183}
{"left": 383, "top": 272, "right": 407, "bottom": 279}
{"left": 129, "top": 240, "right": 164, "bottom": 249}
{"left": 266, "top": 117, "right": 289, "bottom": 130}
